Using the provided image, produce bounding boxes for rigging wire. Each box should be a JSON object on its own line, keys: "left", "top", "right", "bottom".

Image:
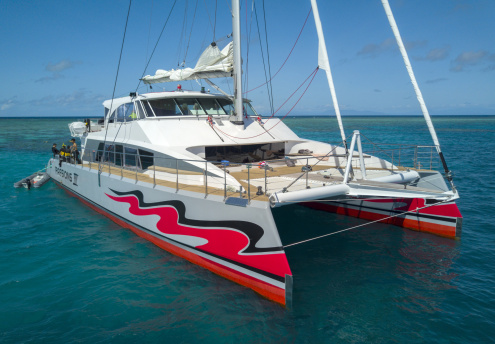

{"left": 176, "top": 0, "right": 189, "bottom": 66}
{"left": 243, "top": 0, "right": 253, "bottom": 94}
{"left": 261, "top": 0, "right": 275, "bottom": 116}
{"left": 263, "top": 66, "right": 319, "bottom": 122}
{"left": 99, "top": 0, "right": 132, "bottom": 175}
{"left": 135, "top": 0, "right": 178, "bottom": 92}
{"left": 212, "top": 67, "right": 319, "bottom": 140}
{"left": 253, "top": 2, "right": 273, "bottom": 116}
{"left": 244, "top": 7, "right": 312, "bottom": 94}
{"left": 213, "top": 0, "right": 218, "bottom": 42}
{"left": 145, "top": 0, "right": 154, "bottom": 90}
{"left": 203, "top": 0, "right": 215, "bottom": 34}
{"left": 183, "top": 0, "right": 199, "bottom": 64}
{"left": 283, "top": 196, "right": 455, "bottom": 248}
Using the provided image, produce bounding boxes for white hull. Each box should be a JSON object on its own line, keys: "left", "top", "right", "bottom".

{"left": 47, "top": 159, "right": 292, "bottom": 304}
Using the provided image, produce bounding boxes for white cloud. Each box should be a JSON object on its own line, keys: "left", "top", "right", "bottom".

{"left": 0, "top": 96, "right": 17, "bottom": 111}
{"left": 357, "top": 39, "right": 426, "bottom": 58}
{"left": 35, "top": 59, "right": 82, "bottom": 83}
{"left": 45, "top": 59, "right": 81, "bottom": 72}
{"left": 450, "top": 50, "right": 495, "bottom": 72}
{"left": 29, "top": 89, "right": 105, "bottom": 108}
{"left": 357, "top": 38, "right": 395, "bottom": 57}
{"left": 426, "top": 78, "right": 448, "bottom": 84}
{"left": 415, "top": 46, "right": 450, "bottom": 62}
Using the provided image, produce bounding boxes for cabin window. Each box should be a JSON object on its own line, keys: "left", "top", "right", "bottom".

{"left": 96, "top": 142, "right": 104, "bottom": 161}
{"left": 122, "top": 103, "right": 138, "bottom": 122}
{"left": 175, "top": 98, "right": 206, "bottom": 116}
{"left": 139, "top": 149, "right": 154, "bottom": 169}
{"left": 104, "top": 144, "right": 115, "bottom": 163}
{"left": 198, "top": 98, "right": 226, "bottom": 115}
{"left": 147, "top": 99, "right": 183, "bottom": 116}
{"left": 243, "top": 102, "right": 258, "bottom": 117}
{"left": 217, "top": 98, "right": 234, "bottom": 115}
{"left": 205, "top": 142, "right": 285, "bottom": 163}
{"left": 135, "top": 101, "right": 146, "bottom": 119}
{"left": 142, "top": 101, "right": 155, "bottom": 117}
{"left": 115, "top": 145, "right": 124, "bottom": 166}
{"left": 124, "top": 147, "right": 140, "bottom": 168}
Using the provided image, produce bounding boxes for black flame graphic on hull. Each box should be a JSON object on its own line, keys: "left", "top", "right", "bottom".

{"left": 109, "top": 189, "right": 283, "bottom": 254}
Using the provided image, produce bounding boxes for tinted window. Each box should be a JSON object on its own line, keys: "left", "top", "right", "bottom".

{"left": 115, "top": 145, "right": 123, "bottom": 166}
{"left": 147, "top": 99, "right": 183, "bottom": 116}
{"left": 175, "top": 98, "right": 206, "bottom": 116}
{"left": 102, "top": 144, "right": 114, "bottom": 163}
{"left": 198, "top": 98, "right": 226, "bottom": 115}
{"left": 124, "top": 147, "right": 140, "bottom": 168}
{"left": 142, "top": 101, "right": 155, "bottom": 117}
{"left": 135, "top": 101, "right": 146, "bottom": 119}
{"left": 218, "top": 98, "right": 234, "bottom": 115}
{"left": 139, "top": 149, "right": 154, "bottom": 169}
{"left": 243, "top": 102, "right": 258, "bottom": 117}
{"left": 96, "top": 142, "right": 104, "bottom": 161}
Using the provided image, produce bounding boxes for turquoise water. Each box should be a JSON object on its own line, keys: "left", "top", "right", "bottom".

{"left": 1, "top": 116, "right": 495, "bottom": 343}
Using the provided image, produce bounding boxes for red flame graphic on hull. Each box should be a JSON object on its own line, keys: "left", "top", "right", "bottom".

{"left": 107, "top": 193, "right": 291, "bottom": 278}
{"left": 365, "top": 198, "right": 462, "bottom": 217}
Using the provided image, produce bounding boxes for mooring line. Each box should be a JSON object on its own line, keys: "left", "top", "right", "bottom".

{"left": 283, "top": 197, "right": 454, "bottom": 248}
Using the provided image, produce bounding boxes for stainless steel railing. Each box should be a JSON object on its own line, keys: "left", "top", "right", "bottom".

{"left": 59, "top": 139, "right": 442, "bottom": 203}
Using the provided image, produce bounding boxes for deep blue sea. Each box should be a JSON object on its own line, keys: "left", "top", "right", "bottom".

{"left": 1, "top": 116, "right": 494, "bottom": 343}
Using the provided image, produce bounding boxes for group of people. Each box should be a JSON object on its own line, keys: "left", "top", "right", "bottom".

{"left": 52, "top": 138, "right": 81, "bottom": 167}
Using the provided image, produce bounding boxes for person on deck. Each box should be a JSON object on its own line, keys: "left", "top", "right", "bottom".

{"left": 70, "top": 138, "right": 82, "bottom": 164}
{"left": 59, "top": 144, "right": 67, "bottom": 167}
{"left": 52, "top": 143, "right": 59, "bottom": 158}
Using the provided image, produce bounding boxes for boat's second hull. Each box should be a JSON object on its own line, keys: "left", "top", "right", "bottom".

{"left": 302, "top": 198, "right": 462, "bottom": 238}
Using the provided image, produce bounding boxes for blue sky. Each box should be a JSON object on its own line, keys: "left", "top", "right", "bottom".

{"left": 1, "top": 0, "right": 494, "bottom": 117}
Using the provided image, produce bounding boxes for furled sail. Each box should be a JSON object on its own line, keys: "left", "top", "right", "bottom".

{"left": 142, "top": 42, "right": 233, "bottom": 84}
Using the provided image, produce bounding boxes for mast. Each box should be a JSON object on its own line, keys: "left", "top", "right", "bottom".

{"left": 310, "top": 0, "right": 347, "bottom": 151}
{"left": 231, "top": 0, "right": 244, "bottom": 125}
{"left": 381, "top": 0, "right": 455, "bottom": 190}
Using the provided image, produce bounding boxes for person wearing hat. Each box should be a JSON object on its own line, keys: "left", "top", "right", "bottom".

{"left": 52, "top": 143, "right": 59, "bottom": 158}
{"left": 70, "top": 138, "right": 81, "bottom": 164}
{"left": 59, "top": 143, "right": 67, "bottom": 167}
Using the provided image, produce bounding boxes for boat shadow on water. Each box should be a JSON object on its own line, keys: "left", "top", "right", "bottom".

{"left": 274, "top": 204, "right": 460, "bottom": 313}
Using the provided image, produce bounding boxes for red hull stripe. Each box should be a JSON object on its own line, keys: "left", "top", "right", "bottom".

{"left": 303, "top": 201, "right": 460, "bottom": 238}
{"left": 105, "top": 192, "right": 292, "bottom": 280}
{"left": 55, "top": 182, "right": 287, "bottom": 305}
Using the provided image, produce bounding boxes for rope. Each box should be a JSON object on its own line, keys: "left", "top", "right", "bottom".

{"left": 244, "top": 8, "right": 312, "bottom": 95}
{"left": 283, "top": 196, "right": 454, "bottom": 248}
{"left": 262, "top": 65, "right": 319, "bottom": 124}
{"left": 212, "top": 67, "right": 319, "bottom": 140}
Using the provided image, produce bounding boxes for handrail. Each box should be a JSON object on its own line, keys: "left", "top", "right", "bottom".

{"left": 59, "top": 139, "right": 444, "bottom": 202}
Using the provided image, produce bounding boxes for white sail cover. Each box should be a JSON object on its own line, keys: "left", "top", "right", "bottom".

{"left": 142, "top": 42, "right": 233, "bottom": 84}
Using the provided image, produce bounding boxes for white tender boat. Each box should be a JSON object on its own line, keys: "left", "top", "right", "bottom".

{"left": 47, "top": 0, "right": 461, "bottom": 306}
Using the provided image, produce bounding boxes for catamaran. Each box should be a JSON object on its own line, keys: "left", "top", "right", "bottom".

{"left": 46, "top": 0, "right": 462, "bottom": 306}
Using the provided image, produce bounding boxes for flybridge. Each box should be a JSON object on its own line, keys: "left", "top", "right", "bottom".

{"left": 102, "top": 91, "right": 258, "bottom": 123}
